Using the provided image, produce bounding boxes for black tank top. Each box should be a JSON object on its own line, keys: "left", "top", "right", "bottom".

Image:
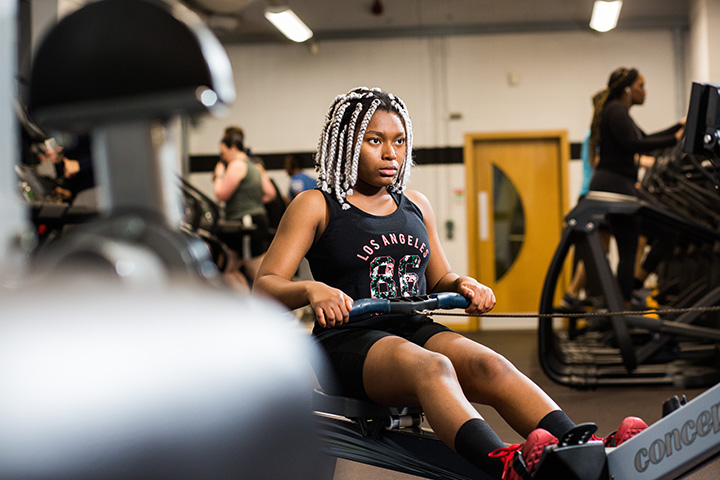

{"left": 306, "top": 190, "right": 430, "bottom": 304}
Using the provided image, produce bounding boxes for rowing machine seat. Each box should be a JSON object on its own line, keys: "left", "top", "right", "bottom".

{"left": 313, "top": 389, "right": 424, "bottom": 438}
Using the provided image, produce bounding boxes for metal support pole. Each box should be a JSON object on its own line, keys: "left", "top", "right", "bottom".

{"left": 0, "top": 1, "right": 28, "bottom": 285}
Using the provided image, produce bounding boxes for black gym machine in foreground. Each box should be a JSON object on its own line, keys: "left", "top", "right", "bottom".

{"left": 2, "top": 2, "right": 325, "bottom": 479}
{"left": 538, "top": 82, "right": 720, "bottom": 389}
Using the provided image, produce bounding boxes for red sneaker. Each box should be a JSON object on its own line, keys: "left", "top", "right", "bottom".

{"left": 613, "top": 416, "right": 648, "bottom": 446}
{"left": 489, "top": 428, "right": 558, "bottom": 479}
{"left": 594, "top": 416, "right": 648, "bottom": 447}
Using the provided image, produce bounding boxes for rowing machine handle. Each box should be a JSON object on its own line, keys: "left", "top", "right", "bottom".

{"left": 349, "top": 293, "right": 470, "bottom": 320}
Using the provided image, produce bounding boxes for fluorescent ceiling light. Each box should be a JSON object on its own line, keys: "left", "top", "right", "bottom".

{"left": 590, "top": 0, "right": 623, "bottom": 32}
{"left": 264, "top": 7, "right": 313, "bottom": 42}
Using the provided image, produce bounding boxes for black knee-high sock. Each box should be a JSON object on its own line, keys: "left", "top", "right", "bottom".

{"left": 454, "top": 418, "right": 505, "bottom": 478}
{"left": 536, "top": 410, "right": 576, "bottom": 439}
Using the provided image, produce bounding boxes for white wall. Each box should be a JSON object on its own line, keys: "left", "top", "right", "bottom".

{"left": 688, "top": 0, "right": 720, "bottom": 84}
{"left": 190, "top": 30, "right": 682, "bottom": 154}
{"left": 710, "top": 0, "right": 720, "bottom": 81}
{"left": 29, "top": 0, "right": 58, "bottom": 54}
{"left": 189, "top": 29, "right": 684, "bottom": 275}
{"left": 444, "top": 31, "right": 681, "bottom": 143}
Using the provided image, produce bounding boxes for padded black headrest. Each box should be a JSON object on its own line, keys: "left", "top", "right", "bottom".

{"left": 29, "top": 0, "right": 235, "bottom": 130}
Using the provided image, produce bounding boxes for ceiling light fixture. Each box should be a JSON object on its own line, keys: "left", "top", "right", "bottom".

{"left": 264, "top": 6, "right": 313, "bottom": 42}
{"left": 589, "top": 0, "right": 623, "bottom": 32}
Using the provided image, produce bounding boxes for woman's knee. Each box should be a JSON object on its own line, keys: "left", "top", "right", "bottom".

{"left": 415, "top": 351, "right": 457, "bottom": 385}
{"left": 467, "top": 350, "right": 518, "bottom": 384}
{"left": 364, "top": 348, "right": 458, "bottom": 404}
{"left": 458, "top": 352, "right": 525, "bottom": 403}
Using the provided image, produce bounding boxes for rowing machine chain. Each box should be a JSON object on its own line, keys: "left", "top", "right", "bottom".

{"left": 414, "top": 305, "right": 720, "bottom": 319}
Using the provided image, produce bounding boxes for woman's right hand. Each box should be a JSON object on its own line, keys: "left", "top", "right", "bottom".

{"left": 307, "top": 283, "right": 354, "bottom": 328}
{"left": 213, "top": 161, "right": 226, "bottom": 179}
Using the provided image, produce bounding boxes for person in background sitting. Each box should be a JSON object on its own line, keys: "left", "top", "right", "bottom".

{"left": 284, "top": 154, "right": 316, "bottom": 201}
{"left": 213, "top": 127, "right": 272, "bottom": 290}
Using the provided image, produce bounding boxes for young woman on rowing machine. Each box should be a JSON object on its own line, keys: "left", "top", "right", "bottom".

{"left": 254, "top": 87, "right": 645, "bottom": 479}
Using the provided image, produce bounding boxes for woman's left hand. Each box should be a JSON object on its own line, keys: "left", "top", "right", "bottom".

{"left": 457, "top": 277, "right": 496, "bottom": 314}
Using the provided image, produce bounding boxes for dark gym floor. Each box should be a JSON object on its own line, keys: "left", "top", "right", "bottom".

{"left": 326, "top": 328, "right": 719, "bottom": 480}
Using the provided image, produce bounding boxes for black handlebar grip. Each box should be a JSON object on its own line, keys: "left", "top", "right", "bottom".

{"left": 348, "top": 293, "right": 470, "bottom": 320}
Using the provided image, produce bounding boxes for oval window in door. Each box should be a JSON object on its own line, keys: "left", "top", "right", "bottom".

{"left": 492, "top": 165, "right": 525, "bottom": 281}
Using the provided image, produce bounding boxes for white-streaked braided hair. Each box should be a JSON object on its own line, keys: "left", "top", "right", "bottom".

{"left": 315, "top": 87, "right": 414, "bottom": 209}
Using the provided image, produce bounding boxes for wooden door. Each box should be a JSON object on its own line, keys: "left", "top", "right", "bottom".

{"left": 465, "top": 131, "right": 569, "bottom": 320}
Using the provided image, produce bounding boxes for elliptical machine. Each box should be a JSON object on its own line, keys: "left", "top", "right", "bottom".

{"left": 538, "top": 83, "right": 720, "bottom": 389}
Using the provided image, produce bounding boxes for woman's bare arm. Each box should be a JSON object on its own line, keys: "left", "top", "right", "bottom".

{"left": 214, "top": 157, "right": 247, "bottom": 202}
{"left": 253, "top": 190, "right": 353, "bottom": 327}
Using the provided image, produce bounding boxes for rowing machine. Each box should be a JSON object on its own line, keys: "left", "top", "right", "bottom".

{"left": 313, "top": 293, "right": 489, "bottom": 480}
{"left": 314, "top": 294, "right": 599, "bottom": 479}
{"left": 314, "top": 294, "right": 720, "bottom": 479}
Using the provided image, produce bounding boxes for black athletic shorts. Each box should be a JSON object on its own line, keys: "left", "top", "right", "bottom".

{"left": 312, "top": 314, "right": 453, "bottom": 400}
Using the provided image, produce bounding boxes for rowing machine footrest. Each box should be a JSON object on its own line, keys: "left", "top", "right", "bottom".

{"left": 662, "top": 394, "right": 688, "bottom": 417}
{"left": 558, "top": 422, "right": 598, "bottom": 446}
{"left": 528, "top": 423, "right": 606, "bottom": 480}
